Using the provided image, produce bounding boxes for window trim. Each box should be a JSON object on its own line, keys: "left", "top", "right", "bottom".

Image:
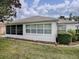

{"left": 26, "top": 23, "right": 52, "bottom": 34}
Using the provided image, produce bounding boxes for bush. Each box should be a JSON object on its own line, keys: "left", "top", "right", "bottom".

{"left": 76, "top": 34, "right": 79, "bottom": 41}
{"left": 76, "top": 29, "right": 79, "bottom": 33}
{"left": 57, "top": 33, "right": 72, "bottom": 45}
{"left": 67, "top": 30, "right": 77, "bottom": 42}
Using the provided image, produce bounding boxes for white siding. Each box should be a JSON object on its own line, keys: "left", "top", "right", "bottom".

{"left": 58, "top": 24, "right": 78, "bottom": 32}
{"left": 66, "top": 24, "right": 77, "bottom": 31}
{"left": 5, "top": 22, "right": 57, "bottom": 42}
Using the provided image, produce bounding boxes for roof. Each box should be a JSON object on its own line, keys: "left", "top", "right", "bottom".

{"left": 7, "top": 16, "right": 58, "bottom": 24}
{"left": 58, "top": 19, "right": 79, "bottom": 24}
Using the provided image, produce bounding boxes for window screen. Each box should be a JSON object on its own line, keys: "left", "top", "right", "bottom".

{"left": 6, "top": 25, "right": 10, "bottom": 34}
{"left": 11, "top": 25, "right": 16, "bottom": 34}
{"left": 17, "top": 25, "right": 23, "bottom": 35}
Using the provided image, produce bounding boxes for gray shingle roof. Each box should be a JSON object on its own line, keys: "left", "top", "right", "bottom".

{"left": 8, "top": 16, "right": 58, "bottom": 24}
{"left": 58, "top": 20, "right": 78, "bottom": 24}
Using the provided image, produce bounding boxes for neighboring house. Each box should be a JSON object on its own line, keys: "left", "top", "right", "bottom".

{"left": 0, "top": 22, "right": 5, "bottom": 35}
{"left": 58, "top": 19, "right": 79, "bottom": 33}
{"left": 4, "top": 16, "right": 79, "bottom": 43}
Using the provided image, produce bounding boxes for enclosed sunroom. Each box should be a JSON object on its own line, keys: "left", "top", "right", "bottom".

{"left": 5, "top": 16, "right": 58, "bottom": 43}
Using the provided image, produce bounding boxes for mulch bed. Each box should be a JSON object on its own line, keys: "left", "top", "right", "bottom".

{"left": 70, "top": 41, "right": 79, "bottom": 45}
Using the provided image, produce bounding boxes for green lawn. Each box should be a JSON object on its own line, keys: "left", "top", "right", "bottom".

{"left": 0, "top": 38, "right": 79, "bottom": 59}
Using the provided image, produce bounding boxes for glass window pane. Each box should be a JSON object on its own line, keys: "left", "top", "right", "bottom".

{"left": 11, "top": 25, "right": 16, "bottom": 34}
{"left": 58, "top": 25, "right": 66, "bottom": 32}
{"left": 37, "top": 29, "right": 43, "bottom": 34}
{"left": 37, "top": 24, "right": 43, "bottom": 29}
{"left": 44, "top": 24, "right": 51, "bottom": 34}
{"left": 44, "top": 24, "right": 51, "bottom": 29}
{"left": 6, "top": 25, "right": 10, "bottom": 34}
{"left": 31, "top": 29, "right": 36, "bottom": 33}
{"left": 26, "top": 25, "right": 30, "bottom": 29}
{"left": 26, "top": 25, "right": 31, "bottom": 33}
{"left": 17, "top": 25, "right": 23, "bottom": 35}
{"left": 31, "top": 24, "right": 36, "bottom": 29}
{"left": 26, "top": 29, "right": 30, "bottom": 33}
{"left": 58, "top": 25, "right": 66, "bottom": 30}
{"left": 44, "top": 29, "right": 51, "bottom": 34}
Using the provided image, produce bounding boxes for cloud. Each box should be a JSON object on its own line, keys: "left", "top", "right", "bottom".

{"left": 69, "top": 0, "right": 79, "bottom": 13}
{"left": 15, "top": 0, "right": 79, "bottom": 19}
{"left": 32, "top": 0, "right": 40, "bottom": 8}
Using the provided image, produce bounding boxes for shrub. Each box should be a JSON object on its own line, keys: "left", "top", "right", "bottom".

{"left": 57, "top": 33, "right": 72, "bottom": 45}
{"left": 67, "top": 29, "right": 77, "bottom": 42}
{"left": 76, "top": 34, "right": 79, "bottom": 41}
{"left": 76, "top": 29, "right": 79, "bottom": 34}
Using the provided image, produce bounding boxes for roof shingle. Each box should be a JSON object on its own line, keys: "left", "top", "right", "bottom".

{"left": 9, "top": 16, "right": 58, "bottom": 24}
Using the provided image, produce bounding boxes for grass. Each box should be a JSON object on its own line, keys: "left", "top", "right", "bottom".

{"left": 0, "top": 38, "right": 79, "bottom": 59}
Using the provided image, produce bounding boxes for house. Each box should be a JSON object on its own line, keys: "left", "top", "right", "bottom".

{"left": 58, "top": 19, "right": 79, "bottom": 33}
{"left": 4, "top": 16, "right": 79, "bottom": 43}
{"left": 5, "top": 16, "right": 58, "bottom": 43}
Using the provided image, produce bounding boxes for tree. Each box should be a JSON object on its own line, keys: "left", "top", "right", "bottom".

{"left": 59, "top": 16, "right": 66, "bottom": 20}
{"left": 72, "top": 16, "right": 79, "bottom": 21}
{"left": 0, "top": 0, "right": 21, "bottom": 22}
{"left": 69, "top": 13, "right": 72, "bottom": 20}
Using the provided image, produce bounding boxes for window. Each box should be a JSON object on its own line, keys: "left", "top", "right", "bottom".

{"left": 37, "top": 29, "right": 43, "bottom": 34}
{"left": 26, "top": 24, "right": 52, "bottom": 34}
{"left": 44, "top": 29, "right": 51, "bottom": 34}
{"left": 26, "top": 25, "right": 30, "bottom": 33}
{"left": 37, "top": 24, "right": 43, "bottom": 34}
{"left": 44, "top": 24, "right": 51, "bottom": 29}
{"left": 44, "top": 24, "right": 51, "bottom": 34}
{"left": 11, "top": 25, "right": 16, "bottom": 34}
{"left": 6, "top": 25, "right": 11, "bottom": 34}
{"left": 31, "top": 24, "right": 36, "bottom": 33}
{"left": 58, "top": 25, "right": 66, "bottom": 32}
{"left": 6, "top": 25, "right": 23, "bottom": 35}
{"left": 17, "top": 25, "right": 23, "bottom": 35}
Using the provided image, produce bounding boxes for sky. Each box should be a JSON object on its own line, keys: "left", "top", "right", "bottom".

{"left": 15, "top": 0, "right": 79, "bottom": 19}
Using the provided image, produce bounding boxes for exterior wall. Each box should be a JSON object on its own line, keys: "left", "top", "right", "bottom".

{"left": 66, "top": 24, "right": 77, "bottom": 31}
{"left": 58, "top": 23, "right": 78, "bottom": 32}
{"left": 5, "top": 22, "right": 57, "bottom": 42}
{"left": 0, "top": 23, "right": 5, "bottom": 35}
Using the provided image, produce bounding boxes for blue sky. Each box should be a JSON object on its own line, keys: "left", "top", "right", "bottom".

{"left": 16, "top": 0, "right": 79, "bottom": 19}
{"left": 26, "top": 0, "right": 64, "bottom": 6}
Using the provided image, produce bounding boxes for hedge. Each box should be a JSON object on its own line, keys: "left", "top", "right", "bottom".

{"left": 68, "top": 30, "right": 77, "bottom": 42}
{"left": 76, "top": 34, "right": 79, "bottom": 41}
{"left": 57, "top": 33, "right": 72, "bottom": 45}
{"left": 76, "top": 29, "right": 79, "bottom": 33}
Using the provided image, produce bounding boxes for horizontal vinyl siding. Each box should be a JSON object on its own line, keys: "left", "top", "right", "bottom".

{"left": 66, "top": 24, "right": 77, "bottom": 31}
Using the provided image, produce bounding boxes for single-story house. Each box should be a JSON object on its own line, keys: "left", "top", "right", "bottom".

{"left": 5, "top": 16, "right": 79, "bottom": 43}
{"left": 58, "top": 19, "right": 79, "bottom": 33}
{"left": 5, "top": 16, "right": 58, "bottom": 43}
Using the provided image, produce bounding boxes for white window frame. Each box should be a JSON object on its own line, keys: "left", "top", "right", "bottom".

{"left": 26, "top": 23, "right": 52, "bottom": 34}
